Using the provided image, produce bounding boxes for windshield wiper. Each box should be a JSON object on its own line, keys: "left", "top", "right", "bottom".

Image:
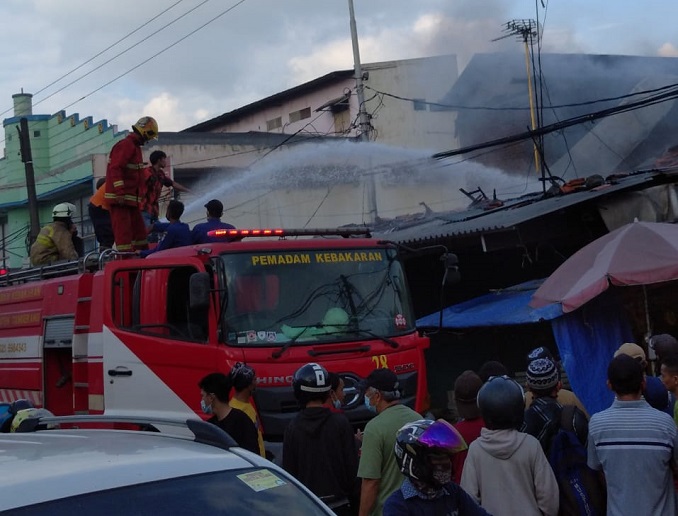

{"left": 346, "top": 328, "right": 399, "bottom": 349}
{"left": 271, "top": 326, "right": 315, "bottom": 359}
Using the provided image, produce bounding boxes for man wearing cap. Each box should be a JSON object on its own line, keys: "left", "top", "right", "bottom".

{"left": 614, "top": 342, "right": 671, "bottom": 413}
{"left": 524, "top": 346, "right": 588, "bottom": 416}
{"left": 358, "top": 368, "right": 420, "bottom": 516}
{"left": 191, "top": 199, "right": 236, "bottom": 244}
{"left": 521, "top": 357, "right": 588, "bottom": 452}
{"left": 588, "top": 354, "right": 678, "bottom": 515}
{"left": 452, "top": 370, "right": 485, "bottom": 485}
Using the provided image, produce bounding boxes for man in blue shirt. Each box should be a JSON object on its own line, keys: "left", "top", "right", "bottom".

{"left": 140, "top": 200, "right": 191, "bottom": 257}
{"left": 191, "top": 199, "right": 235, "bottom": 244}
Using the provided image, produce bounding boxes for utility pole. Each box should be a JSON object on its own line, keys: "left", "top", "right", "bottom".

{"left": 347, "top": 0, "right": 378, "bottom": 222}
{"left": 494, "top": 20, "right": 543, "bottom": 189}
{"left": 17, "top": 118, "right": 41, "bottom": 242}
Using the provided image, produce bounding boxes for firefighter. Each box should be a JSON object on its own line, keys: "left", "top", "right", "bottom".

{"left": 29, "top": 202, "right": 80, "bottom": 266}
{"left": 104, "top": 116, "right": 158, "bottom": 252}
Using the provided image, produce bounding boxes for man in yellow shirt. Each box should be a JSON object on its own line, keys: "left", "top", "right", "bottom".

{"left": 229, "top": 362, "right": 266, "bottom": 457}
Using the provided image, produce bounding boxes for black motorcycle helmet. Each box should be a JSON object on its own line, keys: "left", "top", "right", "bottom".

{"left": 293, "top": 362, "right": 331, "bottom": 406}
{"left": 394, "top": 419, "right": 467, "bottom": 486}
{"left": 477, "top": 375, "right": 525, "bottom": 429}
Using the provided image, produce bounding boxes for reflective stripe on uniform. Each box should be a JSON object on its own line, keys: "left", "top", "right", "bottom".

{"left": 113, "top": 180, "right": 124, "bottom": 188}
{"left": 36, "top": 226, "right": 56, "bottom": 248}
{"left": 125, "top": 163, "right": 146, "bottom": 170}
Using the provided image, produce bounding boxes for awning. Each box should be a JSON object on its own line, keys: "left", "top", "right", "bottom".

{"left": 315, "top": 93, "right": 351, "bottom": 112}
{"left": 416, "top": 279, "right": 563, "bottom": 328}
{"left": 0, "top": 176, "right": 92, "bottom": 210}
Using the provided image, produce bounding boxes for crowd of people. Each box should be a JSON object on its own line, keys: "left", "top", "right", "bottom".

{"left": 28, "top": 116, "right": 235, "bottom": 266}
{"left": 195, "top": 333, "right": 678, "bottom": 515}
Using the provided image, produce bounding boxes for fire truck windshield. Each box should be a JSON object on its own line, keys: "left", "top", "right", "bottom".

{"left": 218, "top": 247, "right": 416, "bottom": 346}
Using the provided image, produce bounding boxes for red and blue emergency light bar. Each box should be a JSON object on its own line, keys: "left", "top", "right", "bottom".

{"left": 206, "top": 228, "right": 372, "bottom": 239}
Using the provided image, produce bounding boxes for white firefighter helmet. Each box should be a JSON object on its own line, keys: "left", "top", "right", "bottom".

{"left": 52, "top": 202, "right": 76, "bottom": 219}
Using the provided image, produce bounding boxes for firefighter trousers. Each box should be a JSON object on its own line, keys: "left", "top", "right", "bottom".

{"left": 109, "top": 205, "right": 148, "bottom": 252}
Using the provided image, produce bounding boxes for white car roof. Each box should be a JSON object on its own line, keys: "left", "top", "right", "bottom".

{"left": 0, "top": 428, "right": 267, "bottom": 511}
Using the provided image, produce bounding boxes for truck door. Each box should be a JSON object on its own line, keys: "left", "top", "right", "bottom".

{"left": 102, "top": 260, "right": 217, "bottom": 418}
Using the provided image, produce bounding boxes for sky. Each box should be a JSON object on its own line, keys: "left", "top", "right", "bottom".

{"left": 0, "top": 0, "right": 677, "bottom": 133}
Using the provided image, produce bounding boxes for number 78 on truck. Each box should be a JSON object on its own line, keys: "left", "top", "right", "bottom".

{"left": 0, "top": 227, "right": 458, "bottom": 439}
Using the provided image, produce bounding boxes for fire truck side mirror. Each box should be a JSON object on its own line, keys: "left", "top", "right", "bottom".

{"left": 441, "top": 253, "right": 460, "bottom": 286}
{"left": 189, "top": 272, "right": 211, "bottom": 310}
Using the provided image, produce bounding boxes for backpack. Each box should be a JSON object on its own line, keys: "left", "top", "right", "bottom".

{"left": 547, "top": 405, "right": 607, "bottom": 516}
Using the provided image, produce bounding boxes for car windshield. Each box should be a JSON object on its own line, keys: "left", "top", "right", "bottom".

{"left": 13, "top": 468, "right": 330, "bottom": 515}
{"left": 217, "top": 247, "right": 415, "bottom": 346}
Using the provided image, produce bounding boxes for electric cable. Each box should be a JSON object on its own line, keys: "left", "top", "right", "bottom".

{"left": 0, "top": 0, "right": 188, "bottom": 119}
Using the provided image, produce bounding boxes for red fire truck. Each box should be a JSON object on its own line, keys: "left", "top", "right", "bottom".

{"left": 0, "top": 228, "right": 431, "bottom": 439}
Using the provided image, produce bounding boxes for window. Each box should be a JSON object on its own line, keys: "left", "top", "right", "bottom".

{"left": 33, "top": 130, "right": 41, "bottom": 137}
{"left": 412, "top": 99, "right": 428, "bottom": 111}
{"left": 11, "top": 468, "right": 329, "bottom": 515}
{"left": 266, "top": 117, "right": 282, "bottom": 131}
{"left": 333, "top": 109, "right": 351, "bottom": 134}
{"left": 112, "top": 266, "right": 208, "bottom": 342}
{"left": 288, "top": 107, "right": 311, "bottom": 124}
{"left": 219, "top": 248, "right": 415, "bottom": 346}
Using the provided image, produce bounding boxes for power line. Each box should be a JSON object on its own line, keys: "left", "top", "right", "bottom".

{"left": 363, "top": 81, "right": 678, "bottom": 112}
{"left": 432, "top": 85, "right": 678, "bottom": 160}
{"left": 0, "top": 0, "right": 188, "bottom": 119}
{"left": 58, "top": 0, "right": 247, "bottom": 114}
{"left": 34, "top": 0, "right": 214, "bottom": 112}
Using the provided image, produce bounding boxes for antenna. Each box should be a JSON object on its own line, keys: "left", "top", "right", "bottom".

{"left": 494, "top": 20, "right": 545, "bottom": 193}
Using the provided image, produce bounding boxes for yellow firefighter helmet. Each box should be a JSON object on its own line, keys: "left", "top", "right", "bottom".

{"left": 132, "top": 116, "right": 159, "bottom": 141}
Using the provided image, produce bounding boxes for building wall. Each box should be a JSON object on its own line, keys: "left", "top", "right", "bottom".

{"left": 207, "top": 82, "right": 353, "bottom": 138}
{"left": 1, "top": 100, "right": 125, "bottom": 268}
{"left": 363, "top": 55, "right": 459, "bottom": 151}
{"left": 200, "top": 56, "right": 459, "bottom": 152}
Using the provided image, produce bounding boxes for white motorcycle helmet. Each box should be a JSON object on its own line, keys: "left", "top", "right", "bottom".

{"left": 52, "top": 202, "right": 76, "bottom": 219}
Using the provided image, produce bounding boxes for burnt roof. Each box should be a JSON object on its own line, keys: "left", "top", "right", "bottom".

{"left": 372, "top": 168, "right": 678, "bottom": 248}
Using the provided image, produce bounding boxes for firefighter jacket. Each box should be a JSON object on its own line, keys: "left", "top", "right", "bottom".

{"left": 29, "top": 221, "right": 79, "bottom": 266}
{"left": 104, "top": 133, "right": 145, "bottom": 208}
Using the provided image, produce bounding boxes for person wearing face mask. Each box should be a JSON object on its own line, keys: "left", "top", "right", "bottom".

{"left": 283, "top": 363, "right": 359, "bottom": 516}
{"left": 384, "top": 419, "right": 490, "bottom": 516}
{"left": 229, "top": 362, "right": 266, "bottom": 457}
{"left": 327, "top": 372, "right": 346, "bottom": 412}
{"left": 197, "top": 372, "right": 259, "bottom": 455}
{"left": 357, "top": 368, "right": 420, "bottom": 516}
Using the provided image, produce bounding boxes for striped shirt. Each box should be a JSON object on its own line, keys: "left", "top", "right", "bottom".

{"left": 587, "top": 398, "right": 678, "bottom": 516}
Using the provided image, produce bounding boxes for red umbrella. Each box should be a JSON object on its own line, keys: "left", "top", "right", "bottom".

{"left": 530, "top": 220, "right": 678, "bottom": 313}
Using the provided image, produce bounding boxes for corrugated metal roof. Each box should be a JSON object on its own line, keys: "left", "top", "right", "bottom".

{"left": 374, "top": 170, "right": 674, "bottom": 246}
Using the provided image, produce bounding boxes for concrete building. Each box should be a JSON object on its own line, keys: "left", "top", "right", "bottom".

{"left": 185, "top": 55, "right": 459, "bottom": 152}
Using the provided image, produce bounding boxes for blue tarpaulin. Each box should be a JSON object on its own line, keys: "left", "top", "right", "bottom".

{"left": 416, "top": 280, "right": 632, "bottom": 414}
{"left": 416, "top": 279, "right": 563, "bottom": 328}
